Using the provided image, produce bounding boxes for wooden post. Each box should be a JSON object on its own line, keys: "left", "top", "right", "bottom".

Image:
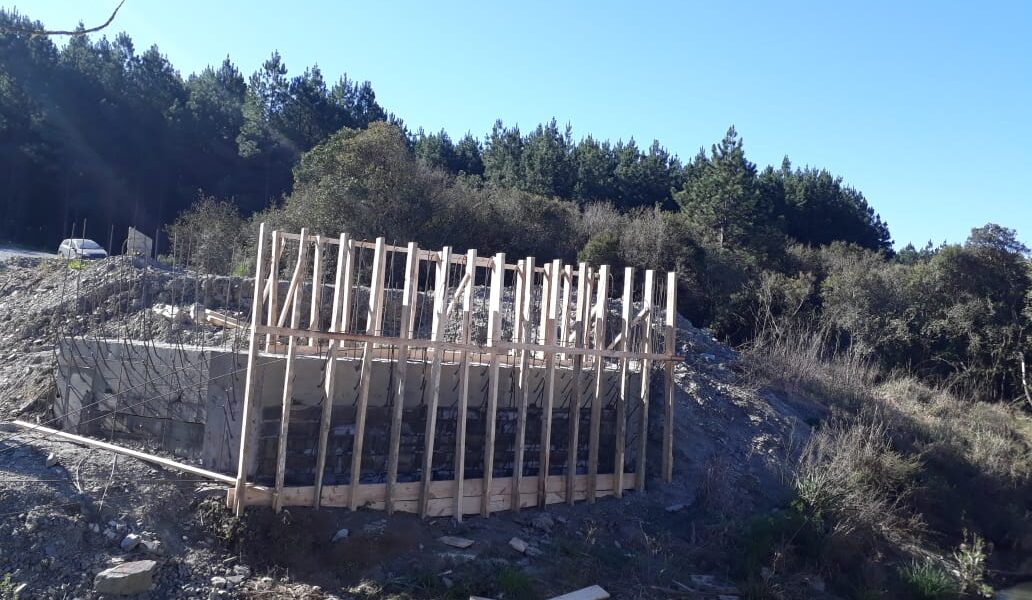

{"left": 567, "top": 262, "right": 589, "bottom": 505}
{"left": 559, "top": 265, "right": 573, "bottom": 359}
{"left": 614, "top": 267, "right": 633, "bottom": 497}
{"left": 386, "top": 242, "right": 419, "bottom": 514}
{"left": 338, "top": 238, "right": 356, "bottom": 335}
{"left": 233, "top": 223, "right": 267, "bottom": 516}
{"left": 588, "top": 264, "right": 610, "bottom": 503}
{"left": 482, "top": 252, "right": 505, "bottom": 517}
{"left": 511, "top": 257, "right": 534, "bottom": 512}
{"left": 453, "top": 249, "right": 477, "bottom": 521}
{"left": 636, "top": 270, "right": 655, "bottom": 493}
{"left": 273, "top": 229, "right": 309, "bottom": 512}
{"left": 539, "top": 259, "right": 561, "bottom": 506}
{"left": 308, "top": 234, "right": 323, "bottom": 347}
{"left": 349, "top": 237, "right": 387, "bottom": 510}
{"left": 313, "top": 233, "right": 349, "bottom": 508}
{"left": 264, "top": 231, "right": 282, "bottom": 351}
{"left": 420, "top": 246, "right": 452, "bottom": 517}
{"left": 663, "top": 271, "right": 677, "bottom": 483}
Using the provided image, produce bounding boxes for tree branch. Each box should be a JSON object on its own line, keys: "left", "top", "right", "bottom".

{"left": 1020, "top": 353, "right": 1032, "bottom": 411}
{"left": 1, "top": 0, "right": 126, "bottom": 38}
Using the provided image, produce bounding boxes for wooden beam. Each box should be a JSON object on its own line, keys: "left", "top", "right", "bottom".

{"left": 664, "top": 271, "right": 677, "bottom": 483}
{"left": 276, "top": 236, "right": 312, "bottom": 328}
{"left": 567, "top": 262, "right": 589, "bottom": 505}
{"left": 539, "top": 258, "right": 561, "bottom": 506}
{"left": 386, "top": 242, "right": 419, "bottom": 514}
{"left": 14, "top": 420, "right": 235, "bottom": 485}
{"left": 614, "top": 267, "right": 633, "bottom": 497}
{"left": 453, "top": 249, "right": 477, "bottom": 522}
{"left": 308, "top": 235, "right": 323, "bottom": 346}
{"left": 313, "top": 233, "right": 349, "bottom": 508}
{"left": 264, "top": 231, "right": 282, "bottom": 351}
{"left": 273, "top": 229, "right": 309, "bottom": 513}
{"left": 559, "top": 264, "right": 573, "bottom": 358}
{"left": 512, "top": 256, "right": 534, "bottom": 512}
{"left": 482, "top": 252, "right": 505, "bottom": 517}
{"left": 338, "top": 238, "right": 356, "bottom": 335}
{"left": 637, "top": 270, "right": 655, "bottom": 493}
{"left": 420, "top": 246, "right": 452, "bottom": 517}
{"left": 234, "top": 222, "right": 268, "bottom": 515}
{"left": 588, "top": 264, "right": 610, "bottom": 503}
{"left": 349, "top": 237, "right": 387, "bottom": 510}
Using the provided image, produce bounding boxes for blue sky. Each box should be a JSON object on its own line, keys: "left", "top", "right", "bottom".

{"left": 14, "top": 0, "right": 1032, "bottom": 249}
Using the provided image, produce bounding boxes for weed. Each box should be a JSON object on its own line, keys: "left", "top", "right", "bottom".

{"left": 0, "top": 574, "right": 18, "bottom": 600}
{"left": 951, "top": 531, "right": 992, "bottom": 597}
{"left": 897, "top": 560, "right": 958, "bottom": 600}
{"left": 496, "top": 567, "right": 536, "bottom": 600}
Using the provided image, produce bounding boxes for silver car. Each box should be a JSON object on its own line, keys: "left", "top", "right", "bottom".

{"left": 58, "top": 238, "right": 108, "bottom": 260}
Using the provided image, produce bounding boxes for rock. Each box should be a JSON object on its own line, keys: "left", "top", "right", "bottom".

{"left": 509, "top": 537, "right": 528, "bottom": 553}
{"left": 45, "top": 452, "right": 58, "bottom": 468}
{"left": 232, "top": 565, "right": 250, "bottom": 577}
{"left": 120, "top": 533, "right": 141, "bottom": 551}
{"left": 94, "top": 560, "right": 157, "bottom": 595}
{"left": 530, "top": 513, "right": 555, "bottom": 531}
{"left": 331, "top": 528, "right": 350, "bottom": 542}
{"left": 210, "top": 576, "right": 227, "bottom": 588}
{"left": 141, "top": 538, "right": 164, "bottom": 556}
{"left": 226, "top": 575, "right": 245, "bottom": 586}
{"left": 665, "top": 503, "right": 687, "bottom": 512}
{"left": 438, "top": 535, "right": 475, "bottom": 549}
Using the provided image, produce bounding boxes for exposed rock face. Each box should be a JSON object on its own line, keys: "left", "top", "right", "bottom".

{"left": 94, "top": 560, "right": 158, "bottom": 595}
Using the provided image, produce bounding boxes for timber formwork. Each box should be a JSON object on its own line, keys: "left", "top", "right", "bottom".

{"left": 229, "top": 225, "right": 681, "bottom": 519}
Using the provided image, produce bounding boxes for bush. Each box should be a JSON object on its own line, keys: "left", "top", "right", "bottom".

{"left": 897, "top": 560, "right": 959, "bottom": 600}
{"left": 165, "top": 193, "right": 245, "bottom": 274}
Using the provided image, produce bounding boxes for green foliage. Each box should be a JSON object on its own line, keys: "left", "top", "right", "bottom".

{"left": 165, "top": 194, "right": 244, "bottom": 274}
{"left": 495, "top": 567, "right": 536, "bottom": 600}
{"left": 0, "top": 574, "right": 16, "bottom": 600}
{"left": 897, "top": 560, "right": 959, "bottom": 600}
{"left": 951, "top": 531, "right": 992, "bottom": 597}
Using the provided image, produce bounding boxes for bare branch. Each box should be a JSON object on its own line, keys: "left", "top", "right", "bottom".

{"left": 1, "top": 0, "right": 126, "bottom": 38}
{"left": 1021, "top": 353, "right": 1032, "bottom": 411}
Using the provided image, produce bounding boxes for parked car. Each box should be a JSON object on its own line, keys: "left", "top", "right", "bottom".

{"left": 57, "top": 238, "right": 108, "bottom": 260}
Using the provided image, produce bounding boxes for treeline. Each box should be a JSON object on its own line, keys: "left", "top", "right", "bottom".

{"left": 4, "top": 11, "right": 1030, "bottom": 402}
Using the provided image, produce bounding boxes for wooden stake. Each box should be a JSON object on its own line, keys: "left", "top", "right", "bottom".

{"left": 453, "top": 249, "right": 477, "bottom": 521}
{"left": 614, "top": 267, "right": 633, "bottom": 497}
{"left": 273, "top": 229, "right": 309, "bottom": 512}
{"left": 349, "top": 237, "right": 387, "bottom": 510}
{"left": 559, "top": 265, "right": 573, "bottom": 359}
{"left": 420, "top": 246, "right": 452, "bottom": 517}
{"left": 313, "top": 233, "right": 349, "bottom": 508}
{"left": 588, "top": 264, "right": 610, "bottom": 503}
{"left": 338, "top": 238, "right": 356, "bottom": 334}
{"left": 512, "top": 257, "right": 534, "bottom": 512}
{"left": 308, "top": 235, "right": 323, "bottom": 346}
{"left": 264, "top": 231, "right": 281, "bottom": 351}
{"left": 482, "top": 252, "right": 505, "bottom": 517}
{"left": 539, "top": 259, "right": 561, "bottom": 506}
{"left": 663, "top": 271, "right": 677, "bottom": 483}
{"left": 386, "top": 242, "right": 419, "bottom": 514}
{"left": 233, "top": 223, "right": 267, "bottom": 515}
{"left": 567, "top": 262, "right": 589, "bottom": 505}
{"left": 637, "top": 270, "right": 655, "bottom": 493}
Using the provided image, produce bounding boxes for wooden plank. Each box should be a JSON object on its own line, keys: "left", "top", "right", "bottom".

{"left": 338, "top": 238, "right": 356, "bottom": 335}
{"left": 615, "top": 267, "right": 633, "bottom": 497}
{"left": 482, "top": 252, "right": 505, "bottom": 517}
{"left": 264, "top": 230, "right": 281, "bottom": 351}
{"left": 386, "top": 242, "right": 419, "bottom": 514}
{"left": 453, "top": 249, "right": 477, "bottom": 522}
{"left": 273, "top": 229, "right": 309, "bottom": 513}
{"left": 349, "top": 237, "right": 387, "bottom": 510}
{"left": 233, "top": 223, "right": 268, "bottom": 514}
{"left": 637, "top": 270, "right": 655, "bottom": 493}
{"left": 588, "top": 264, "right": 610, "bottom": 503}
{"left": 548, "top": 585, "right": 611, "bottom": 600}
{"left": 539, "top": 258, "right": 561, "bottom": 506}
{"left": 567, "top": 262, "right": 589, "bottom": 505}
{"left": 14, "top": 420, "right": 235, "bottom": 485}
{"left": 308, "top": 234, "right": 323, "bottom": 346}
{"left": 420, "top": 246, "right": 452, "bottom": 517}
{"left": 313, "top": 233, "right": 349, "bottom": 508}
{"left": 512, "top": 256, "right": 534, "bottom": 512}
{"left": 664, "top": 271, "right": 677, "bottom": 483}
{"left": 276, "top": 237, "right": 312, "bottom": 328}
{"left": 559, "top": 265, "right": 573, "bottom": 358}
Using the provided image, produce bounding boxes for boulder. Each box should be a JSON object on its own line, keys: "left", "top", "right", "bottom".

{"left": 94, "top": 560, "right": 157, "bottom": 595}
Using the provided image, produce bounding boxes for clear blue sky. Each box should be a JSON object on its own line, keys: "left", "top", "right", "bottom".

{"left": 14, "top": 0, "right": 1032, "bottom": 249}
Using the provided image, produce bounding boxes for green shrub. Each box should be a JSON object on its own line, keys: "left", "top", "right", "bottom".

{"left": 897, "top": 560, "right": 958, "bottom": 599}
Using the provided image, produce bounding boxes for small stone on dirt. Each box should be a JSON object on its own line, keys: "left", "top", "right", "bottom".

{"left": 94, "top": 560, "right": 157, "bottom": 595}
{"left": 45, "top": 452, "right": 58, "bottom": 467}
{"left": 331, "top": 528, "right": 349, "bottom": 542}
{"left": 120, "top": 533, "right": 141, "bottom": 551}
{"left": 665, "top": 503, "right": 687, "bottom": 512}
{"left": 508, "top": 537, "right": 528, "bottom": 553}
{"left": 211, "top": 576, "right": 227, "bottom": 588}
{"left": 530, "top": 513, "right": 555, "bottom": 531}
{"left": 438, "top": 535, "right": 475, "bottom": 549}
{"left": 232, "top": 565, "right": 250, "bottom": 577}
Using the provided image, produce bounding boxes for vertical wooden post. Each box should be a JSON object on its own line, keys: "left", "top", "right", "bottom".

{"left": 539, "top": 259, "right": 561, "bottom": 506}
{"left": 273, "top": 229, "right": 309, "bottom": 512}
{"left": 338, "top": 238, "right": 356, "bottom": 335}
{"left": 512, "top": 256, "right": 534, "bottom": 512}
{"left": 567, "top": 262, "right": 590, "bottom": 505}
{"left": 308, "top": 234, "right": 323, "bottom": 347}
{"left": 559, "top": 265, "right": 573, "bottom": 359}
{"left": 614, "top": 267, "right": 633, "bottom": 497}
{"left": 264, "top": 231, "right": 282, "bottom": 351}
{"left": 313, "top": 233, "right": 348, "bottom": 508}
{"left": 420, "top": 246, "right": 452, "bottom": 517}
{"left": 482, "top": 252, "right": 505, "bottom": 517}
{"left": 636, "top": 270, "right": 655, "bottom": 493}
{"left": 588, "top": 264, "right": 610, "bottom": 503}
{"left": 386, "top": 242, "right": 419, "bottom": 514}
{"left": 233, "top": 223, "right": 267, "bottom": 516}
{"left": 349, "top": 237, "right": 387, "bottom": 510}
{"left": 663, "top": 271, "right": 677, "bottom": 483}
{"left": 453, "top": 249, "right": 477, "bottom": 521}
